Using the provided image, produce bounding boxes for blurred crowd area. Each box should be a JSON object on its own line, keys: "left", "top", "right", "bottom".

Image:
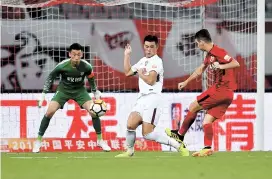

{"left": 2, "top": 0, "right": 270, "bottom": 20}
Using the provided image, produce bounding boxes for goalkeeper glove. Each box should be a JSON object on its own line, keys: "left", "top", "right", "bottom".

{"left": 37, "top": 93, "right": 46, "bottom": 108}
{"left": 93, "top": 90, "right": 102, "bottom": 100}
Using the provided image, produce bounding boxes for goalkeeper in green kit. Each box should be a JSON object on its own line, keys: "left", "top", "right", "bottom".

{"left": 32, "top": 43, "right": 111, "bottom": 153}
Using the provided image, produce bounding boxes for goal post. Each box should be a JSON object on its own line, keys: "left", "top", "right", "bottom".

{"left": 256, "top": 0, "right": 265, "bottom": 151}
{"left": 0, "top": 0, "right": 264, "bottom": 152}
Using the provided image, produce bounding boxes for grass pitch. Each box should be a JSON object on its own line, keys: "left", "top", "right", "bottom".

{"left": 2, "top": 151, "right": 272, "bottom": 179}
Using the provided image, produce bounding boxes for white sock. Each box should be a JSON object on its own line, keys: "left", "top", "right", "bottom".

{"left": 143, "top": 131, "right": 181, "bottom": 150}
{"left": 126, "top": 129, "right": 136, "bottom": 153}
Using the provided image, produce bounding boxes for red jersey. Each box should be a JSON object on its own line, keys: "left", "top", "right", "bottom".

{"left": 204, "top": 45, "right": 237, "bottom": 90}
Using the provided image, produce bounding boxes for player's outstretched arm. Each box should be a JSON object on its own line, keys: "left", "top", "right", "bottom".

{"left": 38, "top": 65, "right": 61, "bottom": 107}
{"left": 178, "top": 63, "right": 207, "bottom": 90}
{"left": 124, "top": 44, "right": 137, "bottom": 77}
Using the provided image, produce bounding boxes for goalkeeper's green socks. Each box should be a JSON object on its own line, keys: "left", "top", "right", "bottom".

{"left": 97, "top": 134, "right": 102, "bottom": 140}
{"left": 37, "top": 115, "right": 51, "bottom": 141}
{"left": 92, "top": 117, "right": 102, "bottom": 140}
{"left": 37, "top": 135, "right": 43, "bottom": 141}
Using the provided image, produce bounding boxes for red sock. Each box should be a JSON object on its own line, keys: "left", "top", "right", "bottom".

{"left": 204, "top": 123, "right": 213, "bottom": 147}
{"left": 178, "top": 111, "right": 197, "bottom": 135}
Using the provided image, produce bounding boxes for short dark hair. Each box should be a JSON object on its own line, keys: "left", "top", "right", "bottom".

{"left": 69, "top": 43, "right": 83, "bottom": 51}
{"left": 195, "top": 29, "right": 212, "bottom": 43}
{"left": 144, "top": 35, "right": 159, "bottom": 45}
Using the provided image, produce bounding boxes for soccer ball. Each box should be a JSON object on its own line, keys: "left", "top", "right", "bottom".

{"left": 90, "top": 99, "right": 107, "bottom": 117}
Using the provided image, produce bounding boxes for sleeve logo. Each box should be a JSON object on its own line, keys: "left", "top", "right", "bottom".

{"left": 224, "top": 55, "right": 231, "bottom": 61}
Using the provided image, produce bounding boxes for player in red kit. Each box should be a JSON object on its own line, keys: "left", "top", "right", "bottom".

{"left": 165, "top": 29, "right": 240, "bottom": 157}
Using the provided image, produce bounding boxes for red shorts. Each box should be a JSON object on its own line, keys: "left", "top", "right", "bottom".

{"left": 197, "top": 85, "right": 234, "bottom": 119}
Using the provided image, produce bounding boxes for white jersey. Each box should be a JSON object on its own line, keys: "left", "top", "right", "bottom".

{"left": 131, "top": 55, "right": 164, "bottom": 95}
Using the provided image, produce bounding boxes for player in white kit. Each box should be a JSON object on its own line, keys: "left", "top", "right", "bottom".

{"left": 115, "top": 35, "right": 186, "bottom": 157}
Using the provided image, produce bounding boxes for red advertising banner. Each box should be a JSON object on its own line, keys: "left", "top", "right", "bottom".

{"left": 0, "top": 93, "right": 262, "bottom": 152}
{"left": 213, "top": 95, "right": 255, "bottom": 151}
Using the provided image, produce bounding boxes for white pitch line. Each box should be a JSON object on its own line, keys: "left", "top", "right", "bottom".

{"left": 8, "top": 155, "right": 179, "bottom": 159}
{"left": 8, "top": 154, "right": 272, "bottom": 159}
{"left": 66, "top": 156, "right": 177, "bottom": 159}
{"left": 10, "top": 156, "right": 58, "bottom": 159}
{"left": 68, "top": 156, "right": 93, "bottom": 159}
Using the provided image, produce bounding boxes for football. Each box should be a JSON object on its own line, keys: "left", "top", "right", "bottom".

{"left": 90, "top": 99, "right": 107, "bottom": 117}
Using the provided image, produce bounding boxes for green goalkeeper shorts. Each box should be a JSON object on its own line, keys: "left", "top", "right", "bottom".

{"left": 51, "top": 90, "right": 92, "bottom": 109}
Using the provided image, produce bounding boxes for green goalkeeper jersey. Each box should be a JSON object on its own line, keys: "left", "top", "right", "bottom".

{"left": 42, "top": 59, "right": 97, "bottom": 95}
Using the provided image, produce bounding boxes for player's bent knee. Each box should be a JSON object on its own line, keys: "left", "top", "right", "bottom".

{"left": 127, "top": 123, "right": 137, "bottom": 130}
{"left": 45, "top": 101, "right": 60, "bottom": 118}
{"left": 189, "top": 100, "right": 202, "bottom": 113}
{"left": 90, "top": 111, "right": 97, "bottom": 118}
{"left": 127, "top": 119, "right": 141, "bottom": 130}
{"left": 82, "top": 100, "right": 92, "bottom": 110}
{"left": 45, "top": 110, "right": 56, "bottom": 118}
{"left": 127, "top": 112, "right": 142, "bottom": 130}
{"left": 127, "top": 118, "right": 139, "bottom": 130}
{"left": 203, "top": 114, "right": 216, "bottom": 125}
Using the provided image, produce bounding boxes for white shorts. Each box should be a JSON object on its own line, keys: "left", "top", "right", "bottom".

{"left": 132, "top": 93, "right": 163, "bottom": 126}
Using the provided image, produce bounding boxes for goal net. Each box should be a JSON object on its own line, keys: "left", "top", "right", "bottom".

{"left": 1, "top": 0, "right": 259, "bottom": 153}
